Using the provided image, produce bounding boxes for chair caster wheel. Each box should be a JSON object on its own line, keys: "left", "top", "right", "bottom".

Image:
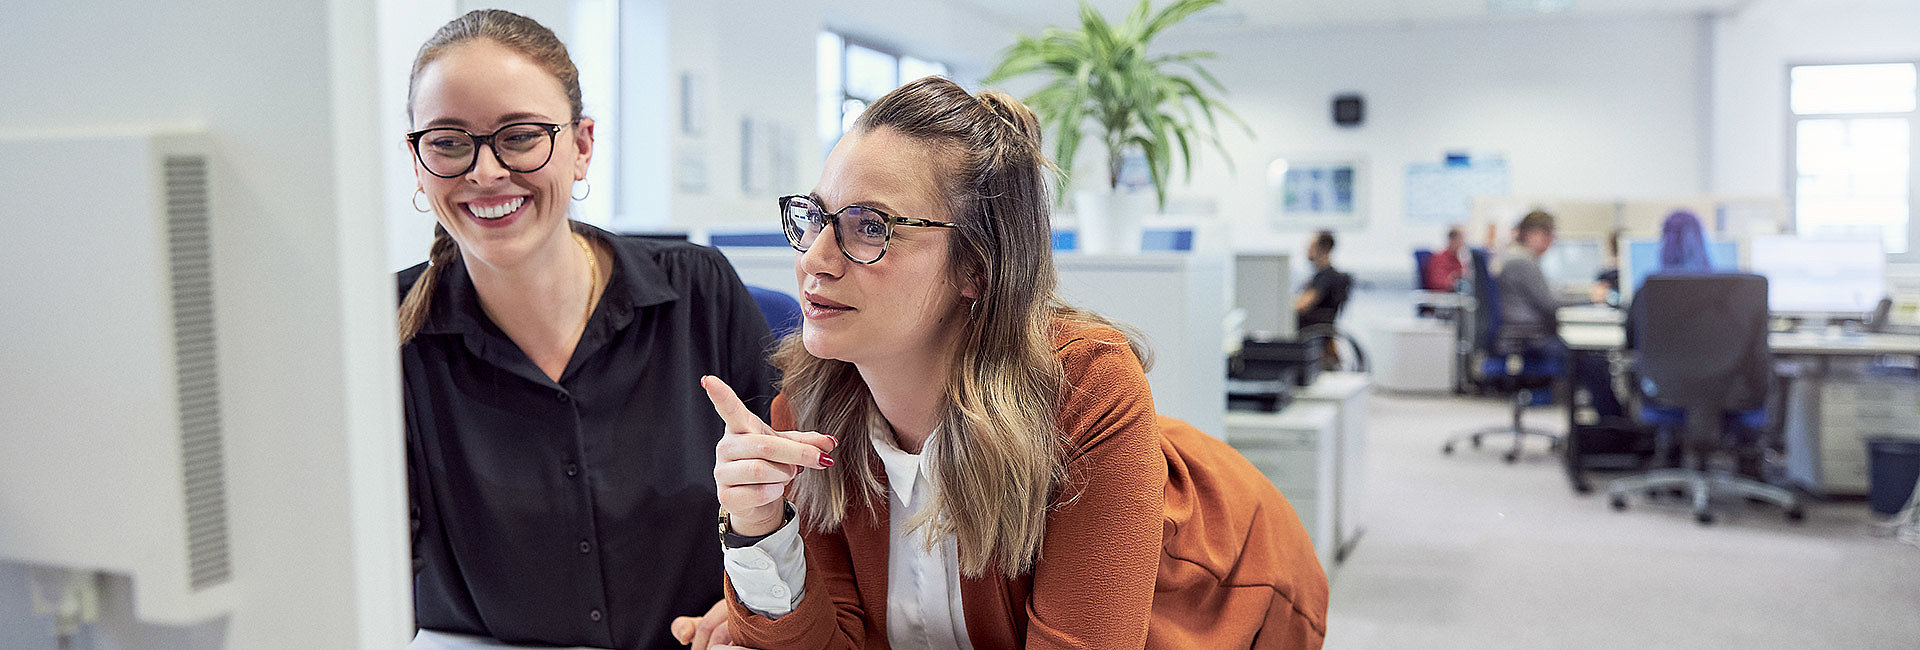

{"left": 1502, "top": 452, "right": 1519, "bottom": 463}
{"left": 1695, "top": 512, "right": 1714, "bottom": 525}
{"left": 1471, "top": 436, "right": 1483, "bottom": 449}
{"left": 1786, "top": 508, "right": 1805, "bottom": 522}
{"left": 1442, "top": 444, "right": 1454, "bottom": 455}
{"left": 1573, "top": 481, "right": 1591, "bottom": 495}
{"left": 1609, "top": 496, "right": 1627, "bottom": 511}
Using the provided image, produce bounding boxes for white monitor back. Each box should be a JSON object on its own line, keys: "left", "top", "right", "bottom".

{"left": 1234, "top": 253, "right": 1294, "bottom": 341}
{"left": 0, "top": 131, "right": 235, "bottom": 624}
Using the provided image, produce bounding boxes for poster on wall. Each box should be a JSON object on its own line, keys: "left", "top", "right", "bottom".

{"left": 739, "top": 118, "right": 796, "bottom": 196}
{"left": 1405, "top": 158, "right": 1510, "bottom": 224}
{"left": 1267, "top": 155, "right": 1367, "bottom": 229}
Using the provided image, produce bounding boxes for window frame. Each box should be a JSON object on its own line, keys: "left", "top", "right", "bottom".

{"left": 1785, "top": 60, "right": 1920, "bottom": 261}
{"left": 820, "top": 32, "right": 952, "bottom": 152}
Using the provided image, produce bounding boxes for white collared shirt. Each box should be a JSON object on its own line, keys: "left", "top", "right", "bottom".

{"left": 724, "top": 427, "right": 973, "bottom": 650}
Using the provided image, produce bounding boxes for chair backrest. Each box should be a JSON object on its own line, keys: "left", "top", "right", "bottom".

{"left": 1469, "top": 248, "right": 1502, "bottom": 353}
{"left": 1414, "top": 249, "right": 1434, "bottom": 287}
{"left": 1324, "top": 271, "right": 1354, "bottom": 318}
{"left": 746, "top": 285, "right": 802, "bottom": 340}
{"left": 1633, "top": 274, "right": 1771, "bottom": 411}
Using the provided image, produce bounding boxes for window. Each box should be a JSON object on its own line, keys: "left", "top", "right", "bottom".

{"left": 1789, "top": 63, "right": 1918, "bottom": 256}
{"left": 817, "top": 32, "right": 950, "bottom": 152}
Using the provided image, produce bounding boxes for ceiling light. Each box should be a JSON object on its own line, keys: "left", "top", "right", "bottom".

{"left": 1488, "top": 0, "right": 1575, "bottom": 14}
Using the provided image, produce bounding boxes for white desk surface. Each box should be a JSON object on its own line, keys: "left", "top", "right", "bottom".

{"left": 1297, "top": 371, "right": 1372, "bottom": 400}
{"left": 1560, "top": 323, "right": 1920, "bottom": 356}
{"left": 1558, "top": 304, "right": 1624, "bottom": 325}
{"left": 1413, "top": 291, "right": 1466, "bottom": 309}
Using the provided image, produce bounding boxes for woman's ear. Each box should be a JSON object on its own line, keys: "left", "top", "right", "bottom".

{"left": 571, "top": 117, "right": 596, "bottom": 181}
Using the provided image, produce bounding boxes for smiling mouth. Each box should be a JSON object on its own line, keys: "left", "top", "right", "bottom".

{"left": 465, "top": 196, "right": 525, "bottom": 220}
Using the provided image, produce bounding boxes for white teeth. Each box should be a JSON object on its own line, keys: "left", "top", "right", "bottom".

{"left": 469, "top": 196, "right": 525, "bottom": 220}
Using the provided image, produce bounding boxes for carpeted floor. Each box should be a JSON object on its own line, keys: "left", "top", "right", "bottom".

{"left": 1322, "top": 392, "right": 1920, "bottom": 649}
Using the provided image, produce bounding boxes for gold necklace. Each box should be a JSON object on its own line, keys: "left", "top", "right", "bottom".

{"left": 575, "top": 233, "right": 600, "bottom": 331}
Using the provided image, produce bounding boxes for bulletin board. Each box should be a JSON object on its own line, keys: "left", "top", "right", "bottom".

{"left": 1404, "top": 159, "right": 1510, "bottom": 224}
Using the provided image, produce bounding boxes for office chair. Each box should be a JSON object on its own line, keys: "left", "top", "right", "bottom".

{"left": 1441, "top": 249, "right": 1563, "bottom": 463}
{"left": 1606, "top": 274, "right": 1802, "bottom": 525}
{"left": 746, "top": 285, "right": 802, "bottom": 340}
{"left": 1413, "top": 249, "right": 1434, "bottom": 289}
{"left": 1297, "top": 323, "right": 1368, "bottom": 374}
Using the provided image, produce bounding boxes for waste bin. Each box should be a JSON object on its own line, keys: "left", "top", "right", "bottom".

{"left": 1866, "top": 437, "right": 1920, "bottom": 516}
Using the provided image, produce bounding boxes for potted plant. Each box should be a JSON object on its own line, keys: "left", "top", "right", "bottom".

{"left": 986, "top": 0, "right": 1247, "bottom": 253}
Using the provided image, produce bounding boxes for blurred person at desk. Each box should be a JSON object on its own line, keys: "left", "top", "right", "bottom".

{"left": 1622, "top": 210, "right": 1766, "bottom": 471}
{"left": 1498, "top": 211, "right": 1588, "bottom": 359}
{"left": 1295, "top": 230, "right": 1353, "bottom": 369}
{"left": 1500, "top": 211, "right": 1626, "bottom": 416}
{"left": 1423, "top": 226, "right": 1466, "bottom": 292}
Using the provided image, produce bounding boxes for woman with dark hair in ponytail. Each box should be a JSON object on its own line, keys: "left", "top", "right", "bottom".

{"left": 397, "top": 10, "right": 776, "bottom": 650}
{"left": 685, "top": 77, "right": 1329, "bottom": 650}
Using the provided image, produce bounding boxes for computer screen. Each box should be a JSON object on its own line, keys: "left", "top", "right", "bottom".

{"left": 1538, "top": 240, "right": 1603, "bottom": 295}
{"left": 1622, "top": 238, "right": 1740, "bottom": 299}
{"left": 1748, "top": 236, "right": 1886, "bottom": 314}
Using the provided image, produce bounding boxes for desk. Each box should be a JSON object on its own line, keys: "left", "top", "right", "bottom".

{"left": 1293, "top": 372, "right": 1370, "bottom": 564}
{"left": 1559, "top": 304, "right": 1624, "bottom": 325}
{"left": 1554, "top": 322, "right": 1920, "bottom": 494}
{"left": 1564, "top": 324, "right": 1920, "bottom": 357}
{"left": 1226, "top": 405, "right": 1340, "bottom": 572}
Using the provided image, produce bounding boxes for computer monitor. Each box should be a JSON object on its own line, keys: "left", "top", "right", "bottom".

{"left": 1234, "top": 254, "right": 1296, "bottom": 341}
{"left": 1748, "top": 236, "right": 1886, "bottom": 315}
{"left": 1620, "top": 238, "right": 1740, "bottom": 301}
{"left": 1538, "top": 239, "right": 1603, "bottom": 297}
{"left": 1, "top": 2, "right": 410, "bottom": 646}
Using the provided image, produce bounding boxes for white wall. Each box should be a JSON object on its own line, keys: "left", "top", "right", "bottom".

{"left": 1709, "top": 0, "right": 1920, "bottom": 196}
{"left": 2, "top": 0, "right": 409, "bottom": 648}
{"left": 662, "top": 0, "right": 1015, "bottom": 234}
{"left": 1156, "top": 15, "right": 1711, "bottom": 280}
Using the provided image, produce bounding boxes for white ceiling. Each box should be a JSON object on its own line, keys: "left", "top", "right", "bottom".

{"left": 954, "top": 0, "right": 1754, "bottom": 34}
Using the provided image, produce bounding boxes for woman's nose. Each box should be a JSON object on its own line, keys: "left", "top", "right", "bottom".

{"left": 797, "top": 222, "right": 847, "bottom": 278}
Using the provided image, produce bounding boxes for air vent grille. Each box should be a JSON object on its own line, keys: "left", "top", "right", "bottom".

{"left": 164, "top": 154, "right": 231, "bottom": 591}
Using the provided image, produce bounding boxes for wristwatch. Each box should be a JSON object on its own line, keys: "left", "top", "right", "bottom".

{"left": 719, "top": 501, "right": 795, "bottom": 548}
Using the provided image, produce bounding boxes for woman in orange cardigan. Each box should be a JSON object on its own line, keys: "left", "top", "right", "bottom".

{"left": 683, "top": 77, "right": 1327, "bottom": 649}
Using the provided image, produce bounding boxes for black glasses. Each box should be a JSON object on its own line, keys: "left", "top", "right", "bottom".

{"left": 780, "top": 195, "right": 960, "bottom": 264}
{"left": 406, "top": 122, "right": 569, "bottom": 178}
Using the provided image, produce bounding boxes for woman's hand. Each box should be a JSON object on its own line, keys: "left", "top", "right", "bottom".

{"left": 702, "top": 376, "right": 837, "bottom": 537}
{"left": 670, "top": 600, "right": 729, "bottom": 649}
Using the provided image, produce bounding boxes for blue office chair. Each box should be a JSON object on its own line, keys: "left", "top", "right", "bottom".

{"left": 1607, "top": 274, "right": 1802, "bottom": 524}
{"left": 1413, "top": 249, "right": 1434, "bottom": 288}
{"left": 747, "top": 285, "right": 802, "bottom": 340}
{"left": 1441, "top": 248, "right": 1563, "bottom": 463}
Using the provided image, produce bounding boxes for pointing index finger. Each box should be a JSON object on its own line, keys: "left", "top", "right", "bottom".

{"left": 701, "top": 375, "right": 771, "bottom": 435}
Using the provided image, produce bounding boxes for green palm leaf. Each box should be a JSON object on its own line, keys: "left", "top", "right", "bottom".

{"left": 984, "top": 0, "right": 1252, "bottom": 210}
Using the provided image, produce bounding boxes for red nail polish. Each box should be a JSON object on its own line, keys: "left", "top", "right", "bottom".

{"left": 827, "top": 435, "right": 840, "bottom": 447}
{"left": 819, "top": 453, "right": 835, "bottom": 468}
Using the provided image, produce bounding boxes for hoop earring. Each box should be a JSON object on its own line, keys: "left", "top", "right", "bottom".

{"left": 412, "top": 188, "right": 432, "bottom": 213}
{"left": 969, "top": 299, "right": 979, "bottom": 320}
{"left": 571, "top": 179, "right": 592, "bottom": 201}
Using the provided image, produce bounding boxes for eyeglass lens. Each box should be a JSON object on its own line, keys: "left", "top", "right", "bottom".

{"left": 784, "top": 197, "right": 890, "bottom": 262}
{"left": 415, "top": 124, "right": 556, "bottom": 177}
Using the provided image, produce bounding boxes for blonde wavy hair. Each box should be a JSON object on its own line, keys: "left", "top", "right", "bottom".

{"left": 776, "top": 77, "right": 1147, "bottom": 578}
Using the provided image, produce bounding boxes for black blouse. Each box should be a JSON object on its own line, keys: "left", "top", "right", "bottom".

{"left": 399, "top": 224, "right": 777, "bottom": 650}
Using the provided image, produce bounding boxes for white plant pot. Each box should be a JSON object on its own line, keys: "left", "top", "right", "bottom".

{"left": 1073, "top": 189, "right": 1152, "bottom": 254}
